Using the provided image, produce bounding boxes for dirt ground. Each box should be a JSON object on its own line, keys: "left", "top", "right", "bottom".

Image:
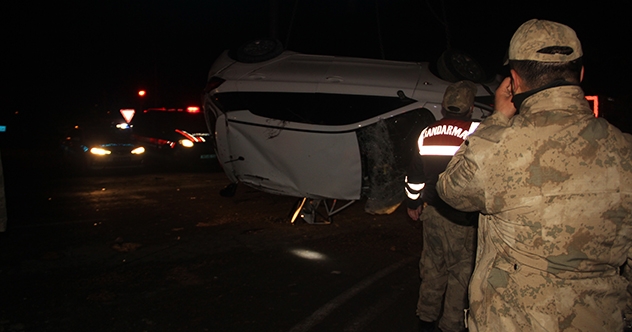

{"left": 0, "top": 147, "right": 423, "bottom": 332}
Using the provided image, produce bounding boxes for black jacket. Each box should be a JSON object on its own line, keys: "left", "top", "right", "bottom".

{"left": 404, "top": 116, "right": 479, "bottom": 226}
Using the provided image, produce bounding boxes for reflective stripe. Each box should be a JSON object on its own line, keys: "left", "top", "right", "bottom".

{"left": 417, "top": 121, "right": 479, "bottom": 156}
{"left": 419, "top": 145, "right": 460, "bottom": 156}
{"left": 405, "top": 176, "right": 424, "bottom": 200}
{"left": 405, "top": 177, "right": 425, "bottom": 191}
{"left": 405, "top": 187, "right": 420, "bottom": 200}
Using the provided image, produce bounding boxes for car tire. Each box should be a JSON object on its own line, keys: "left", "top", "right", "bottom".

{"left": 230, "top": 38, "right": 284, "bottom": 63}
{"left": 436, "top": 49, "right": 486, "bottom": 83}
{"left": 220, "top": 183, "right": 238, "bottom": 197}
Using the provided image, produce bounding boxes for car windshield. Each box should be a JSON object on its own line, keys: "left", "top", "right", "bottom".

{"left": 131, "top": 110, "right": 208, "bottom": 139}
{"left": 81, "top": 123, "right": 134, "bottom": 144}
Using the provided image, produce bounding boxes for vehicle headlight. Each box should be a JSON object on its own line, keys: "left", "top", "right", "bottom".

{"left": 131, "top": 147, "right": 145, "bottom": 155}
{"left": 90, "top": 147, "right": 111, "bottom": 155}
{"left": 179, "top": 139, "right": 194, "bottom": 148}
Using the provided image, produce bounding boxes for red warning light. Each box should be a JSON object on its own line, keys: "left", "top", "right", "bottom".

{"left": 186, "top": 106, "right": 200, "bottom": 113}
{"left": 138, "top": 90, "right": 146, "bottom": 97}
{"left": 585, "top": 96, "right": 599, "bottom": 118}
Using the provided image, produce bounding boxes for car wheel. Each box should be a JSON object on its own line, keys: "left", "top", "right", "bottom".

{"left": 436, "top": 49, "right": 486, "bottom": 83}
{"left": 230, "top": 38, "right": 284, "bottom": 63}
{"left": 220, "top": 182, "right": 238, "bottom": 197}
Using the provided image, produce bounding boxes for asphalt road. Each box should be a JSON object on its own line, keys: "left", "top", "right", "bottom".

{"left": 0, "top": 152, "right": 423, "bottom": 332}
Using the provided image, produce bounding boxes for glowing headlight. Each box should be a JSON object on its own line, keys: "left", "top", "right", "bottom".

{"left": 131, "top": 147, "right": 145, "bottom": 155}
{"left": 90, "top": 147, "right": 111, "bottom": 155}
{"left": 179, "top": 139, "right": 194, "bottom": 148}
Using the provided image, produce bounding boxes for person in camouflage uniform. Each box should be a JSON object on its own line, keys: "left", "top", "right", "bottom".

{"left": 405, "top": 81, "right": 480, "bottom": 332}
{"left": 436, "top": 19, "right": 632, "bottom": 331}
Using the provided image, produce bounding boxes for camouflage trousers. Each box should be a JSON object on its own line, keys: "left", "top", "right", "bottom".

{"left": 417, "top": 205, "right": 476, "bottom": 332}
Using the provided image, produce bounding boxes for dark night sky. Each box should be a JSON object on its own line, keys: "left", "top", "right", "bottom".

{"left": 3, "top": 0, "right": 631, "bottom": 132}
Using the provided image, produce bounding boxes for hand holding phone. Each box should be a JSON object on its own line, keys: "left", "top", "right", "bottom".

{"left": 494, "top": 76, "right": 518, "bottom": 119}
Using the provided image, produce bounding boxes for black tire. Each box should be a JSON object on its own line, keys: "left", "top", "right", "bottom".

{"left": 219, "top": 182, "right": 238, "bottom": 197}
{"left": 230, "top": 38, "right": 284, "bottom": 63}
{"left": 436, "top": 49, "right": 487, "bottom": 83}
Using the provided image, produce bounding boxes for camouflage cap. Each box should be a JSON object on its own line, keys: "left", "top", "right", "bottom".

{"left": 443, "top": 80, "right": 477, "bottom": 114}
{"left": 507, "top": 19, "right": 582, "bottom": 63}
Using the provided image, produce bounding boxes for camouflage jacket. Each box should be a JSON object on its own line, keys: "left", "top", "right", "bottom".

{"left": 437, "top": 85, "right": 632, "bottom": 331}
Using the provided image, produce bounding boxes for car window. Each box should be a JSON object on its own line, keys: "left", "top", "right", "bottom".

{"left": 131, "top": 111, "right": 208, "bottom": 139}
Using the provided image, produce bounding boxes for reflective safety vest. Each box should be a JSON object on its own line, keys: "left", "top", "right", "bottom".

{"left": 405, "top": 118, "right": 479, "bottom": 209}
{"left": 417, "top": 120, "right": 480, "bottom": 156}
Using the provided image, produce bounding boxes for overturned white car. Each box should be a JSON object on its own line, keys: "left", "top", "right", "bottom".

{"left": 202, "top": 39, "right": 497, "bottom": 223}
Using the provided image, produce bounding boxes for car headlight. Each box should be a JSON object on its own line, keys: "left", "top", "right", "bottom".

{"left": 179, "top": 139, "right": 194, "bottom": 148}
{"left": 131, "top": 147, "right": 145, "bottom": 155}
{"left": 90, "top": 147, "right": 111, "bottom": 155}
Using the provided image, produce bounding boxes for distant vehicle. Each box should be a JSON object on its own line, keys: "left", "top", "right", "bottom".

{"left": 202, "top": 39, "right": 497, "bottom": 223}
{"left": 129, "top": 107, "right": 216, "bottom": 168}
{"left": 60, "top": 119, "right": 145, "bottom": 171}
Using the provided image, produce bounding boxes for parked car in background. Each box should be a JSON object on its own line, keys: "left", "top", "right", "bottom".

{"left": 129, "top": 107, "right": 216, "bottom": 169}
{"left": 60, "top": 117, "right": 145, "bottom": 171}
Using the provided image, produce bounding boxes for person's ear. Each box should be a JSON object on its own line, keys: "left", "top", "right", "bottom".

{"left": 509, "top": 69, "right": 525, "bottom": 94}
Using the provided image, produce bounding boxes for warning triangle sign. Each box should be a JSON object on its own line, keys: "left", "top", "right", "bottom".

{"left": 120, "top": 109, "right": 135, "bottom": 123}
